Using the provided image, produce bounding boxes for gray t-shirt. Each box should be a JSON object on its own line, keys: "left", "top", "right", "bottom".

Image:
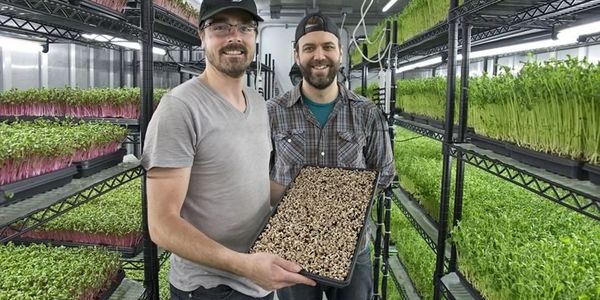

{"left": 141, "top": 78, "right": 271, "bottom": 297}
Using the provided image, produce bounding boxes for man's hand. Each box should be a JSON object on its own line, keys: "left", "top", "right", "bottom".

{"left": 241, "top": 252, "right": 317, "bottom": 290}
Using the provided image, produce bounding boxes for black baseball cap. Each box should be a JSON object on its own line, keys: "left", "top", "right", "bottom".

{"left": 199, "top": 0, "right": 264, "bottom": 23}
{"left": 295, "top": 13, "right": 340, "bottom": 45}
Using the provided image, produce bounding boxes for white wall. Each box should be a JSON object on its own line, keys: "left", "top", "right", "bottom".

{"left": 258, "top": 24, "right": 366, "bottom": 96}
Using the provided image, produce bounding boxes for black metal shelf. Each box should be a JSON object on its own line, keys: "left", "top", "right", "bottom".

{"left": 0, "top": 115, "right": 139, "bottom": 127}
{"left": 579, "top": 31, "right": 600, "bottom": 44}
{"left": 394, "top": 115, "right": 448, "bottom": 142}
{"left": 381, "top": 0, "right": 600, "bottom": 65}
{"left": 109, "top": 278, "right": 146, "bottom": 300}
{"left": 124, "top": 4, "right": 199, "bottom": 48}
{"left": 392, "top": 187, "right": 438, "bottom": 252}
{"left": 122, "top": 247, "right": 170, "bottom": 271}
{"left": 0, "top": 162, "right": 142, "bottom": 243}
{"left": 451, "top": 0, "right": 600, "bottom": 24}
{"left": 368, "top": 220, "right": 421, "bottom": 300}
{"left": 440, "top": 272, "right": 480, "bottom": 300}
{"left": 390, "top": 255, "right": 422, "bottom": 300}
{"left": 392, "top": 187, "right": 453, "bottom": 259}
{"left": 0, "top": 0, "right": 143, "bottom": 42}
{"left": 450, "top": 143, "right": 600, "bottom": 221}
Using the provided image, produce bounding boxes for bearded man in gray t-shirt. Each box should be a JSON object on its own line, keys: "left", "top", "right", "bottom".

{"left": 141, "top": 1, "right": 315, "bottom": 299}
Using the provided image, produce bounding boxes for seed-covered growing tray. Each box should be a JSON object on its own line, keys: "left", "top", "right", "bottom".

{"left": 250, "top": 166, "right": 378, "bottom": 287}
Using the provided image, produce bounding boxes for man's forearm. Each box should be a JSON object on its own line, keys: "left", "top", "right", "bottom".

{"left": 150, "top": 214, "right": 248, "bottom": 276}
{"left": 270, "top": 180, "right": 286, "bottom": 207}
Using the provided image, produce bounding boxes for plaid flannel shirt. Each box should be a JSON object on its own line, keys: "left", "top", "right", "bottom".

{"left": 267, "top": 82, "right": 395, "bottom": 189}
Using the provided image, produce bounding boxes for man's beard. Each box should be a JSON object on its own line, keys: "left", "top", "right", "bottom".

{"left": 299, "top": 58, "right": 339, "bottom": 89}
{"left": 206, "top": 43, "right": 253, "bottom": 78}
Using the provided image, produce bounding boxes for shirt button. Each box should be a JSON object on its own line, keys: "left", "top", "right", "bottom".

{"left": 320, "top": 152, "right": 325, "bottom": 156}
{"left": 287, "top": 139, "right": 292, "bottom": 143}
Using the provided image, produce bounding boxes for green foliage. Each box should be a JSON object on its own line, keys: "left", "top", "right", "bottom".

{"left": 0, "top": 87, "right": 168, "bottom": 109}
{"left": 389, "top": 204, "right": 436, "bottom": 299}
{"left": 392, "top": 127, "right": 600, "bottom": 299}
{"left": 470, "top": 57, "right": 600, "bottom": 164}
{"left": 394, "top": 57, "right": 600, "bottom": 164}
{"left": 353, "top": 82, "right": 380, "bottom": 102}
{"left": 0, "top": 120, "right": 128, "bottom": 164}
{"left": 350, "top": 0, "right": 462, "bottom": 66}
{"left": 396, "top": 77, "right": 455, "bottom": 120}
{"left": 38, "top": 179, "right": 141, "bottom": 235}
{"left": 0, "top": 243, "right": 120, "bottom": 300}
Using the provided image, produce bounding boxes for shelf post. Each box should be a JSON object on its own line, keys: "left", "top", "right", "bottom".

{"left": 361, "top": 43, "right": 368, "bottom": 97}
{"left": 449, "top": 19, "right": 472, "bottom": 273}
{"left": 140, "top": 1, "right": 159, "bottom": 299}
{"left": 434, "top": 0, "right": 460, "bottom": 298}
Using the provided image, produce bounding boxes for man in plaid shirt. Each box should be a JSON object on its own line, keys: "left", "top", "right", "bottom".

{"left": 267, "top": 12, "right": 396, "bottom": 300}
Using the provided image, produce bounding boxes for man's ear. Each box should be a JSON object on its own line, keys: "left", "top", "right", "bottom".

{"left": 294, "top": 50, "right": 299, "bottom": 65}
{"left": 198, "top": 31, "right": 205, "bottom": 49}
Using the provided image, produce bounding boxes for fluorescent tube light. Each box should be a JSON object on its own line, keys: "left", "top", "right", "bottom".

{"left": 382, "top": 0, "right": 398, "bottom": 12}
{"left": 0, "top": 36, "right": 43, "bottom": 53}
{"left": 83, "top": 34, "right": 166, "bottom": 55}
{"left": 111, "top": 41, "right": 167, "bottom": 55}
{"left": 464, "top": 38, "right": 573, "bottom": 60}
{"left": 557, "top": 20, "right": 600, "bottom": 42}
{"left": 396, "top": 56, "right": 442, "bottom": 73}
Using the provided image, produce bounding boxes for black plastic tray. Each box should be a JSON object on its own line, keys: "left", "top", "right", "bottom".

{"left": 583, "top": 163, "right": 600, "bottom": 185}
{"left": 250, "top": 165, "right": 379, "bottom": 288}
{"left": 98, "top": 268, "right": 126, "bottom": 300}
{"left": 0, "top": 165, "right": 78, "bottom": 206}
{"left": 10, "top": 235, "right": 143, "bottom": 258}
{"left": 73, "top": 149, "right": 127, "bottom": 178}
{"left": 467, "top": 133, "right": 510, "bottom": 156}
{"left": 507, "top": 144, "right": 586, "bottom": 180}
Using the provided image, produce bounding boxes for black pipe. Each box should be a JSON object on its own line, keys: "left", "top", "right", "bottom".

{"left": 140, "top": 1, "right": 159, "bottom": 299}
{"left": 189, "top": 47, "right": 194, "bottom": 79}
{"left": 457, "top": 21, "right": 471, "bottom": 143}
{"left": 272, "top": 58, "right": 275, "bottom": 98}
{"left": 179, "top": 49, "right": 185, "bottom": 84}
{"left": 132, "top": 50, "right": 138, "bottom": 87}
{"left": 373, "top": 192, "right": 383, "bottom": 300}
{"left": 119, "top": 49, "right": 125, "bottom": 88}
{"left": 265, "top": 54, "right": 270, "bottom": 99}
{"left": 433, "top": 0, "right": 459, "bottom": 298}
{"left": 492, "top": 56, "right": 499, "bottom": 76}
{"left": 482, "top": 57, "right": 488, "bottom": 75}
{"left": 361, "top": 44, "right": 368, "bottom": 97}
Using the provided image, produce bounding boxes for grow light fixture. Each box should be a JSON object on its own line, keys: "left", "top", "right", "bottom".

{"left": 112, "top": 41, "right": 167, "bottom": 55}
{"left": 464, "top": 39, "right": 572, "bottom": 60}
{"left": 82, "top": 33, "right": 167, "bottom": 55}
{"left": 382, "top": 0, "right": 398, "bottom": 12}
{"left": 556, "top": 20, "right": 600, "bottom": 42}
{"left": 395, "top": 56, "right": 442, "bottom": 73}
{"left": 0, "top": 36, "right": 44, "bottom": 53}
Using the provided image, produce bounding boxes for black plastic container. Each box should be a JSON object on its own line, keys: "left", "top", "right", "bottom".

{"left": 250, "top": 165, "right": 379, "bottom": 288}
{"left": 98, "top": 269, "right": 126, "bottom": 300}
{"left": 11, "top": 235, "right": 143, "bottom": 258}
{"left": 583, "top": 163, "right": 600, "bottom": 185}
{"left": 467, "top": 133, "right": 510, "bottom": 156}
{"left": 507, "top": 144, "right": 586, "bottom": 180}
{"left": 0, "top": 166, "right": 78, "bottom": 206}
{"left": 73, "top": 148, "right": 126, "bottom": 178}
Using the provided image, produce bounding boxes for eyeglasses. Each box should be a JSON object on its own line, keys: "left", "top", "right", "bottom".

{"left": 201, "top": 22, "right": 258, "bottom": 36}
